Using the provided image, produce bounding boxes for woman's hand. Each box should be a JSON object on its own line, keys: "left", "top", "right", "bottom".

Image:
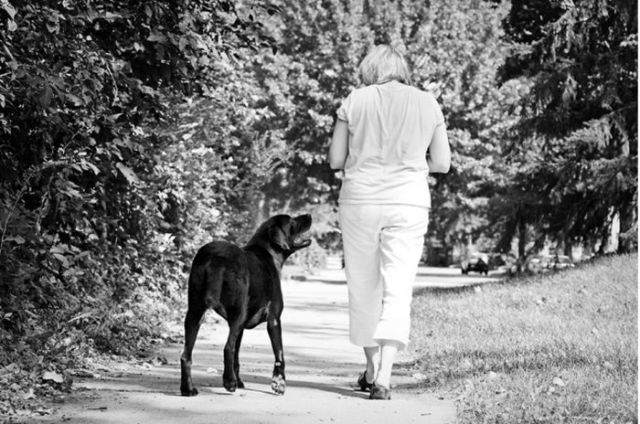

{"left": 328, "top": 119, "right": 349, "bottom": 170}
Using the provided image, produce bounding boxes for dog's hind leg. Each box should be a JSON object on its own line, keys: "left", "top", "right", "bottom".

{"left": 234, "top": 328, "right": 245, "bottom": 389}
{"left": 180, "top": 305, "right": 206, "bottom": 396}
{"left": 222, "top": 315, "right": 245, "bottom": 392}
{"left": 267, "top": 318, "right": 286, "bottom": 395}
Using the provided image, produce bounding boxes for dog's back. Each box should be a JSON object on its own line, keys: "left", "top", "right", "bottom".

{"left": 188, "top": 241, "right": 249, "bottom": 321}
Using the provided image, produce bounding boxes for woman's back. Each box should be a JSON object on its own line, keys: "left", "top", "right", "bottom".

{"left": 337, "top": 81, "right": 444, "bottom": 208}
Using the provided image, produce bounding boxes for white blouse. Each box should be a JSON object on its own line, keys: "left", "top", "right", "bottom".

{"left": 336, "top": 81, "right": 445, "bottom": 208}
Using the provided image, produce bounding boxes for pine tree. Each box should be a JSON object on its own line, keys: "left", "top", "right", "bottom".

{"left": 499, "top": 0, "right": 638, "bottom": 253}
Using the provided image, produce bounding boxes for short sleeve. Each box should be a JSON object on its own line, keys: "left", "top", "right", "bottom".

{"left": 336, "top": 92, "right": 352, "bottom": 122}
{"left": 426, "top": 92, "right": 445, "bottom": 127}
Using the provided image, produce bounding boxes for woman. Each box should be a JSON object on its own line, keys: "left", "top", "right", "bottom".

{"left": 328, "top": 44, "right": 450, "bottom": 400}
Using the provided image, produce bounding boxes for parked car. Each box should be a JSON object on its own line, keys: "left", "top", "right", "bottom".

{"left": 525, "top": 254, "right": 575, "bottom": 273}
{"left": 525, "top": 254, "right": 552, "bottom": 274}
{"left": 493, "top": 254, "right": 518, "bottom": 276}
{"left": 551, "top": 255, "right": 575, "bottom": 270}
{"left": 460, "top": 252, "right": 490, "bottom": 275}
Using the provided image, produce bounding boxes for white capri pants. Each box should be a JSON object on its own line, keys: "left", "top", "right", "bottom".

{"left": 339, "top": 204, "right": 429, "bottom": 349}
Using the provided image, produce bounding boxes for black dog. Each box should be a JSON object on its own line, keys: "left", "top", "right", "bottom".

{"left": 180, "top": 214, "right": 312, "bottom": 396}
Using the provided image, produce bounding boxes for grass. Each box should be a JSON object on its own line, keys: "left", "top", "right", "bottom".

{"left": 410, "top": 254, "right": 638, "bottom": 423}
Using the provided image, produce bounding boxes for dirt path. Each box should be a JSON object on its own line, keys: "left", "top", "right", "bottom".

{"left": 32, "top": 272, "right": 470, "bottom": 424}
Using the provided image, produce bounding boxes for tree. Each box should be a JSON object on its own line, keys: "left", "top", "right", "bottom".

{"left": 498, "top": 0, "right": 638, "bottom": 254}
{"left": 0, "top": 0, "right": 276, "bottom": 361}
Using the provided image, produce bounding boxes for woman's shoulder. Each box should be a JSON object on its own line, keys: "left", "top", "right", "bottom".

{"left": 408, "top": 85, "right": 436, "bottom": 99}
{"left": 350, "top": 85, "right": 377, "bottom": 97}
{"left": 415, "top": 87, "right": 441, "bottom": 106}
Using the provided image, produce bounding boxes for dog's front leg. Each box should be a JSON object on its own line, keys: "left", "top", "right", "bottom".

{"left": 234, "top": 328, "right": 245, "bottom": 389}
{"left": 267, "top": 318, "right": 286, "bottom": 395}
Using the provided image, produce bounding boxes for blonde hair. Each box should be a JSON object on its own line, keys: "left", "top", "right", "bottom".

{"left": 359, "top": 44, "right": 412, "bottom": 86}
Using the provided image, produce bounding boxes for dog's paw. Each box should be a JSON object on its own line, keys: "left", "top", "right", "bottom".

{"left": 180, "top": 386, "right": 199, "bottom": 397}
{"left": 237, "top": 379, "right": 245, "bottom": 389}
{"left": 271, "top": 375, "right": 286, "bottom": 395}
{"left": 223, "top": 378, "right": 238, "bottom": 392}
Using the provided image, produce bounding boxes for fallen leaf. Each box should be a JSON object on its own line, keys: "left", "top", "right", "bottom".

{"left": 35, "top": 408, "right": 53, "bottom": 416}
{"left": 0, "top": 363, "right": 20, "bottom": 377}
{"left": 70, "top": 369, "right": 98, "bottom": 378}
{"left": 23, "top": 388, "right": 36, "bottom": 400}
{"left": 42, "top": 371, "right": 64, "bottom": 384}
{"left": 552, "top": 377, "right": 566, "bottom": 387}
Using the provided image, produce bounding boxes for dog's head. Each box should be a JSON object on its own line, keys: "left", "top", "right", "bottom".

{"left": 247, "top": 214, "right": 312, "bottom": 258}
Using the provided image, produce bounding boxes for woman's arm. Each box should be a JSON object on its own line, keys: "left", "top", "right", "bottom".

{"left": 427, "top": 124, "right": 451, "bottom": 173}
{"left": 328, "top": 119, "right": 349, "bottom": 170}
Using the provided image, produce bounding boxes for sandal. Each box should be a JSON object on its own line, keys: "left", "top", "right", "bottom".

{"left": 369, "top": 383, "right": 391, "bottom": 400}
{"left": 357, "top": 370, "right": 374, "bottom": 392}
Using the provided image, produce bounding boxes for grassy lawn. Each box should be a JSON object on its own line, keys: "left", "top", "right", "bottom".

{"left": 410, "top": 254, "right": 638, "bottom": 423}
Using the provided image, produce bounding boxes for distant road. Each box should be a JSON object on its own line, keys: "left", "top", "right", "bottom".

{"left": 286, "top": 265, "right": 504, "bottom": 289}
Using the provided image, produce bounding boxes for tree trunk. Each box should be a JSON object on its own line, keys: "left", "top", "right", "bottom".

{"left": 518, "top": 218, "right": 526, "bottom": 259}
{"left": 517, "top": 217, "right": 526, "bottom": 273}
{"left": 563, "top": 237, "right": 573, "bottom": 259}
{"left": 617, "top": 203, "right": 637, "bottom": 253}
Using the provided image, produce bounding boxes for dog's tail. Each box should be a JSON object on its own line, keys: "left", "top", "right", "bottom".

{"left": 203, "top": 262, "right": 225, "bottom": 304}
{"left": 188, "top": 259, "right": 227, "bottom": 311}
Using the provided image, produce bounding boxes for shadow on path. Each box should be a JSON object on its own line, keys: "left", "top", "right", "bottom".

{"left": 31, "top": 277, "right": 457, "bottom": 424}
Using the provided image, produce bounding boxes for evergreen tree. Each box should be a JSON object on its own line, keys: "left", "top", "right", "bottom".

{"left": 498, "top": 0, "right": 638, "bottom": 254}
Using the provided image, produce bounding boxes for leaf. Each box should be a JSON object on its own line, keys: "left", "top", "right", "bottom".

{"left": 116, "top": 162, "right": 139, "bottom": 185}
{"left": 52, "top": 253, "right": 70, "bottom": 269}
{"left": 101, "top": 11, "right": 121, "bottom": 21}
{"left": 552, "top": 377, "right": 566, "bottom": 387}
{"left": 42, "top": 371, "right": 64, "bottom": 384}
{"left": 0, "top": 363, "right": 20, "bottom": 376}
{"left": 138, "top": 85, "right": 157, "bottom": 96}
{"left": 4, "top": 235, "right": 25, "bottom": 244}
{"left": 38, "top": 85, "right": 53, "bottom": 108}
{"left": 68, "top": 311, "right": 94, "bottom": 323}
{"left": 23, "top": 388, "right": 36, "bottom": 400}
{"left": 79, "top": 159, "right": 100, "bottom": 175}
{"left": 147, "top": 31, "right": 167, "bottom": 43}
{"left": 65, "top": 93, "right": 84, "bottom": 107}
{"left": 1, "top": 0, "right": 16, "bottom": 19}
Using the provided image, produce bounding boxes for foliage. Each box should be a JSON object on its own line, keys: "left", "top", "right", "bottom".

{"left": 495, "top": 0, "right": 638, "bottom": 254}
{"left": 405, "top": 0, "right": 514, "bottom": 260}
{"left": 0, "top": 0, "right": 276, "bottom": 414}
{"left": 410, "top": 254, "right": 638, "bottom": 423}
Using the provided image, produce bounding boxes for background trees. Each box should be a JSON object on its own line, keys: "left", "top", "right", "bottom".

{"left": 244, "top": 0, "right": 516, "bottom": 264}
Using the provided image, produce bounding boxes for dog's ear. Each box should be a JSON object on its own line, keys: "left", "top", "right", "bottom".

{"left": 269, "top": 226, "right": 290, "bottom": 251}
